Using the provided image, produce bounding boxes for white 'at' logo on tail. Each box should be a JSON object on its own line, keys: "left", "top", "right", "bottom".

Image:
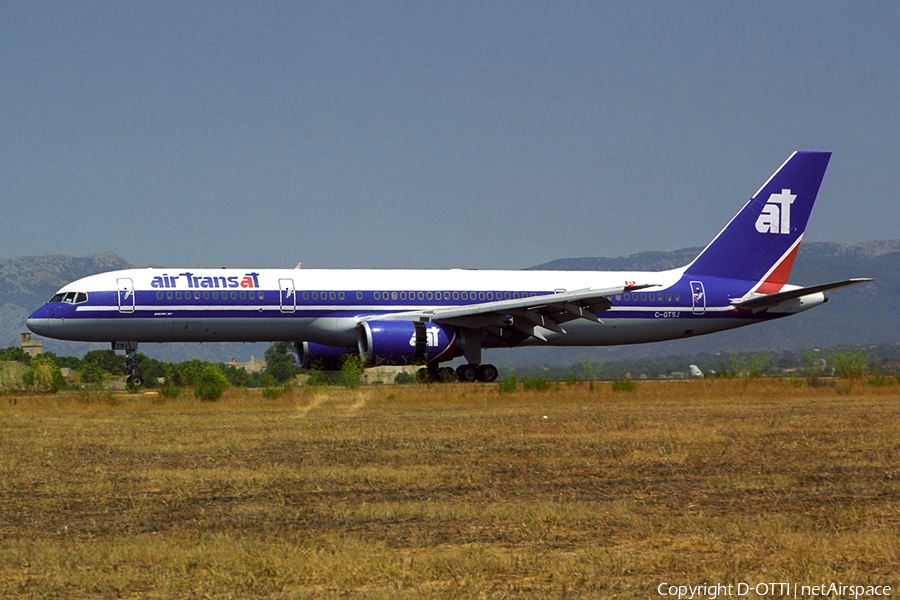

{"left": 755, "top": 189, "right": 797, "bottom": 234}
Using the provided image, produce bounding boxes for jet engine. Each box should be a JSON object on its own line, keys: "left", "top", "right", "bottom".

{"left": 357, "top": 321, "right": 461, "bottom": 366}
{"left": 295, "top": 341, "right": 353, "bottom": 371}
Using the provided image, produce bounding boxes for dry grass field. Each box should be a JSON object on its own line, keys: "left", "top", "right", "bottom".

{"left": 1, "top": 379, "right": 898, "bottom": 599}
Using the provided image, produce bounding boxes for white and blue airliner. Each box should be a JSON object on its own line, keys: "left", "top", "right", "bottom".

{"left": 27, "top": 151, "right": 871, "bottom": 385}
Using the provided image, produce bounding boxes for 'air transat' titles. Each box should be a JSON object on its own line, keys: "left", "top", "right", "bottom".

{"left": 150, "top": 272, "right": 260, "bottom": 290}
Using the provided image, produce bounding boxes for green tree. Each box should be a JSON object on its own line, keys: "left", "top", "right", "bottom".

{"left": 23, "top": 356, "right": 63, "bottom": 393}
{"left": 83, "top": 349, "right": 123, "bottom": 374}
{"left": 176, "top": 360, "right": 206, "bottom": 386}
{"left": 264, "top": 342, "right": 301, "bottom": 383}
{"left": 729, "top": 351, "right": 773, "bottom": 378}
{"left": 827, "top": 348, "right": 869, "bottom": 379}
{"left": 79, "top": 362, "right": 106, "bottom": 386}
{"left": 0, "top": 346, "right": 32, "bottom": 365}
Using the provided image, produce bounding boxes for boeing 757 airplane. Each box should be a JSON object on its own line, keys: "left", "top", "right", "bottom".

{"left": 27, "top": 151, "right": 871, "bottom": 385}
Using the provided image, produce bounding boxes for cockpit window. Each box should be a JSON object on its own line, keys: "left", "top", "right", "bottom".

{"left": 49, "top": 292, "right": 88, "bottom": 304}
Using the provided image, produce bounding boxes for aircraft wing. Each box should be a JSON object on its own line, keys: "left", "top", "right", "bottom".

{"left": 730, "top": 278, "right": 874, "bottom": 312}
{"left": 369, "top": 283, "right": 656, "bottom": 341}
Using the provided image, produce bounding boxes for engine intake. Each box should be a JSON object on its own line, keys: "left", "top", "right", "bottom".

{"left": 295, "top": 341, "right": 353, "bottom": 371}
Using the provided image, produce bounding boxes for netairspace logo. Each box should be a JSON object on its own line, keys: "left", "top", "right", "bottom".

{"left": 657, "top": 581, "right": 892, "bottom": 599}
{"left": 755, "top": 189, "right": 797, "bottom": 235}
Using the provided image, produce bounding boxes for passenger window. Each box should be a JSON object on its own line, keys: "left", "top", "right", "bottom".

{"left": 391, "top": 292, "right": 398, "bottom": 300}
{"left": 303, "top": 292, "right": 309, "bottom": 300}
{"left": 339, "top": 292, "right": 344, "bottom": 300}
{"left": 329, "top": 292, "right": 336, "bottom": 300}
{"left": 176, "top": 292, "right": 182, "bottom": 300}
{"left": 505, "top": 292, "right": 511, "bottom": 299}
{"left": 231, "top": 291, "right": 237, "bottom": 299}
{"left": 479, "top": 292, "right": 485, "bottom": 300}
{"left": 157, "top": 292, "right": 163, "bottom": 300}
{"left": 461, "top": 292, "right": 468, "bottom": 300}
{"left": 356, "top": 292, "right": 362, "bottom": 300}
{"left": 641, "top": 293, "right": 647, "bottom": 301}
{"left": 487, "top": 292, "right": 493, "bottom": 300}
{"left": 649, "top": 294, "right": 655, "bottom": 301}
{"left": 203, "top": 292, "right": 210, "bottom": 300}
{"left": 400, "top": 292, "right": 406, "bottom": 300}
{"left": 240, "top": 292, "right": 246, "bottom": 299}
{"left": 453, "top": 292, "right": 459, "bottom": 300}
{"left": 374, "top": 292, "right": 380, "bottom": 300}
{"left": 167, "top": 292, "right": 173, "bottom": 300}
{"left": 213, "top": 292, "right": 219, "bottom": 300}
{"left": 194, "top": 292, "right": 200, "bottom": 300}
{"left": 675, "top": 294, "right": 680, "bottom": 302}
{"left": 426, "top": 292, "right": 433, "bottom": 300}
{"left": 312, "top": 292, "right": 318, "bottom": 300}
{"left": 666, "top": 294, "right": 671, "bottom": 301}
{"left": 417, "top": 292, "right": 424, "bottom": 300}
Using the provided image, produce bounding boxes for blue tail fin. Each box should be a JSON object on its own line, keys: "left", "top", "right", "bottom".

{"left": 684, "top": 151, "right": 831, "bottom": 289}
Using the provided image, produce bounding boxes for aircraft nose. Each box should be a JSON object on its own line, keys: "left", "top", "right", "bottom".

{"left": 26, "top": 305, "right": 53, "bottom": 336}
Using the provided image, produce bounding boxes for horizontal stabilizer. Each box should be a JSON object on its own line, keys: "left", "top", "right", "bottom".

{"left": 730, "top": 278, "right": 873, "bottom": 311}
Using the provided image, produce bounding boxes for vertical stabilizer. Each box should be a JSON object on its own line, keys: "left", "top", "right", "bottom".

{"left": 684, "top": 151, "right": 831, "bottom": 290}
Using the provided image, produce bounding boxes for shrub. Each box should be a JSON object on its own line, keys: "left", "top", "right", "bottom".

{"left": 612, "top": 379, "right": 637, "bottom": 392}
{"left": 868, "top": 375, "right": 887, "bottom": 387}
{"left": 522, "top": 377, "right": 551, "bottom": 391}
{"left": 159, "top": 384, "right": 182, "bottom": 399}
{"left": 339, "top": 354, "right": 365, "bottom": 389}
{"left": 394, "top": 371, "right": 416, "bottom": 385}
{"left": 193, "top": 364, "right": 228, "bottom": 401}
{"left": 497, "top": 374, "right": 518, "bottom": 393}
{"left": 262, "top": 385, "right": 290, "bottom": 399}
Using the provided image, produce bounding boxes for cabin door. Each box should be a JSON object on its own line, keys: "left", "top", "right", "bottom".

{"left": 690, "top": 281, "right": 706, "bottom": 315}
{"left": 117, "top": 278, "right": 135, "bottom": 314}
{"left": 279, "top": 278, "right": 296, "bottom": 313}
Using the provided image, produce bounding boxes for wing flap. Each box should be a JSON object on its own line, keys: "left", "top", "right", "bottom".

{"left": 366, "top": 283, "right": 656, "bottom": 337}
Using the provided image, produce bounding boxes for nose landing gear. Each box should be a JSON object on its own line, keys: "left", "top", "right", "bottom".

{"left": 115, "top": 342, "right": 143, "bottom": 388}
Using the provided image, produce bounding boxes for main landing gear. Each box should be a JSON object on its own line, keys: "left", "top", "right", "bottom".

{"left": 415, "top": 363, "right": 499, "bottom": 383}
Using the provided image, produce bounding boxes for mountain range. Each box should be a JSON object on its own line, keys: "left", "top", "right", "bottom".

{"left": 1, "top": 241, "right": 897, "bottom": 365}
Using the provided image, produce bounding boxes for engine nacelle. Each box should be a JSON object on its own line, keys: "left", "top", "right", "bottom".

{"left": 358, "top": 321, "right": 461, "bottom": 367}
{"left": 295, "top": 341, "right": 353, "bottom": 371}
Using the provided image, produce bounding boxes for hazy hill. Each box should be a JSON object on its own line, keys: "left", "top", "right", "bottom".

{"left": 1, "top": 242, "right": 896, "bottom": 365}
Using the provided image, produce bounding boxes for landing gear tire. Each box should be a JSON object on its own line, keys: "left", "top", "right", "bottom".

{"left": 416, "top": 367, "right": 434, "bottom": 383}
{"left": 126, "top": 375, "right": 144, "bottom": 388}
{"left": 456, "top": 364, "right": 478, "bottom": 383}
{"left": 476, "top": 364, "right": 498, "bottom": 383}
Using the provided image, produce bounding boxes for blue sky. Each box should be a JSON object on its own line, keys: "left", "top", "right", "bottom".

{"left": 2, "top": 2, "right": 897, "bottom": 269}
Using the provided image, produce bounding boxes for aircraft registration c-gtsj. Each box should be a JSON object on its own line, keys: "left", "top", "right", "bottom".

{"left": 27, "top": 151, "right": 872, "bottom": 386}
